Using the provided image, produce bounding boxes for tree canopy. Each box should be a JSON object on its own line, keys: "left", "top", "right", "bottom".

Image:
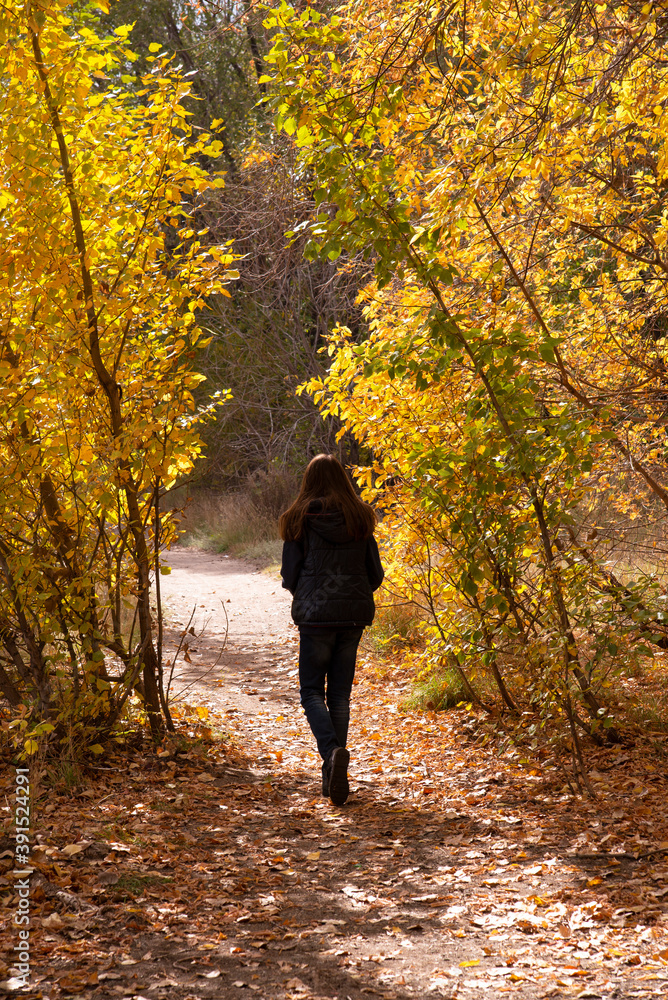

{"left": 3, "top": 0, "right": 668, "bottom": 774}
{"left": 263, "top": 0, "right": 668, "bottom": 777}
{"left": 0, "top": 0, "right": 235, "bottom": 748}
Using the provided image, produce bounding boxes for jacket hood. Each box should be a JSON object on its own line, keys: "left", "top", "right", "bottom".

{"left": 306, "top": 501, "right": 352, "bottom": 544}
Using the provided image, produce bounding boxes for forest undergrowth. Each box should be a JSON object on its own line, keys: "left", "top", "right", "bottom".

{"left": 173, "top": 476, "right": 295, "bottom": 567}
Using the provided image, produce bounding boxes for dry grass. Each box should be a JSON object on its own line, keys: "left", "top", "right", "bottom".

{"left": 174, "top": 472, "right": 296, "bottom": 568}
{"left": 362, "top": 601, "right": 424, "bottom": 655}
{"left": 618, "top": 651, "right": 668, "bottom": 734}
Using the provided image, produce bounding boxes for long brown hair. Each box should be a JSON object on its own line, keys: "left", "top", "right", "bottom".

{"left": 279, "top": 454, "right": 377, "bottom": 541}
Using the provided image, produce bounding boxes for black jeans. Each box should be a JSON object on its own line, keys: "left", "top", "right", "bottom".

{"left": 298, "top": 628, "right": 364, "bottom": 761}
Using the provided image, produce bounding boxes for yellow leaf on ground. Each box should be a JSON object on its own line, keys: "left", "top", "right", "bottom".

{"left": 62, "top": 842, "right": 89, "bottom": 856}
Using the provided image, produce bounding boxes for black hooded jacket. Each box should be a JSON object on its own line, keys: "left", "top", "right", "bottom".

{"left": 280, "top": 502, "right": 384, "bottom": 629}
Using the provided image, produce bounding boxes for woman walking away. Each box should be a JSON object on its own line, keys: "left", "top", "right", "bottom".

{"left": 279, "top": 455, "right": 384, "bottom": 806}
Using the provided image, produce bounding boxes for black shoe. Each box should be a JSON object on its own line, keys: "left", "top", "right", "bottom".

{"left": 321, "top": 760, "right": 330, "bottom": 797}
{"left": 328, "top": 747, "right": 350, "bottom": 806}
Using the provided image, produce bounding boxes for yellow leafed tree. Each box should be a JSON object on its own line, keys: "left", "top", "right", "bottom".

{"left": 266, "top": 0, "right": 668, "bottom": 775}
{"left": 0, "top": 0, "right": 235, "bottom": 749}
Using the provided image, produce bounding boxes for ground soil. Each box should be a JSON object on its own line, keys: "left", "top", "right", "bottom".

{"left": 2, "top": 549, "right": 668, "bottom": 1000}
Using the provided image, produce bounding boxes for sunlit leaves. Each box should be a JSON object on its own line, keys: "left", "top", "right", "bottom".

{"left": 0, "top": 1, "right": 234, "bottom": 746}
{"left": 264, "top": 0, "right": 668, "bottom": 764}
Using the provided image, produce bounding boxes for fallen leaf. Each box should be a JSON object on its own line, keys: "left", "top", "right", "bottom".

{"left": 62, "top": 842, "right": 90, "bottom": 856}
{"left": 97, "top": 870, "right": 119, "bottom": 885}
{"left": 57, "top": 974, "right": 87, "bottom": 993}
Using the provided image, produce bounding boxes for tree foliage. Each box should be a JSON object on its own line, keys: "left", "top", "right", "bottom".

{"left": 0, "top": 0, "right": 235, "bottom": 752}
{"left": 96, "top": 0, "right": 364, "bottom": 485}
{"left": 265, "top": 0, "right": 668, "bottom": 776}
{"left": 98, "top": 0, "right": 270, "bottom": 173}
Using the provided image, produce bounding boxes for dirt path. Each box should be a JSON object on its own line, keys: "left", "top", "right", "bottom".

{"left": 159, "top": 547, "right": 298, "bottom": 717}
{"left": 157, "top": 551, "right": 668, "bottom": 999}
{"left": 7, "top": 551, "right": 668, "bottom": 999}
